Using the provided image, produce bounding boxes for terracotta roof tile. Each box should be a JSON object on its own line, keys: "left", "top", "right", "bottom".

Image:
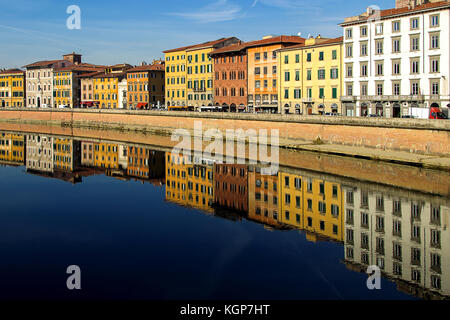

{"left": 126, "top": 64, "right": 165, "bottom": 73}
{"left": 281, "top": 36, "right": 343, "bottom": 51}
{"left": 23, "top": 60, "right": 66, "bottom": 68}
{"left": 163, "top": 37, "right": 237, "bottom": 54}
{"left": 0, "top": 68, "right": 25, "bottom": 75}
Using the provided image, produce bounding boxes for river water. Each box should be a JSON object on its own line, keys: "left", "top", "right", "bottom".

{"left": 0, "top": 130, "right": 448, "bottom": 300}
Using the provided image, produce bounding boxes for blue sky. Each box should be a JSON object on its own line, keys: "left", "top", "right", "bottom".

{"left": 0, "top": 0, "right": 394, "bottom": 69}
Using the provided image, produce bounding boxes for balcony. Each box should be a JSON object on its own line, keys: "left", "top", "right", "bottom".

{"left": 302, "top": 97, "right": 314, "bottom": 103}
{"left": 340, "top": 96, "right": 356, "bottom": 102}
{"left": 360, "top": 95, "right": 425, "bottom": 102}
{"left": 192, "top": 88, "right": 206, "bottom": 93}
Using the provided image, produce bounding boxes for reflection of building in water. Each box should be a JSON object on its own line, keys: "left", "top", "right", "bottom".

{"left": 53, "top": 138, "right": 80, "bottom": 172}
{"left": 214, "top": 164, "right": 248, "bottom": 213}
{"left": 0, "top": 133, "right": 25, "bottom": 165}
{"left": 300, "top": 175, "right": 343, "bottom": 242}
{"left": 127, "top": 146, "right": 165, "bottom": 182}
{"left": 118, "top": 145, "right": 128, "bottom": 170}
{"left": 248, "top": 166, "right": 282, "bottom": 229}
{"left": 26, "top": 134, "right": 53, "bottom": 172}
{"left": 81, "top": 141, "right": 94, "bottom": 167}
{"left": 165, "top": 152, "right": 214, "bottom": 213}
{"left": 343, "top": 186, "right": 450, "bottom": 299}
{"left": 93, "top": 143, "right": 119, "bottom": 169}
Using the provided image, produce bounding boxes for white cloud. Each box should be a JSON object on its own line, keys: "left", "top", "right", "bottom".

{"left": 169, "top": 0, "right": 244, "bottom": 23}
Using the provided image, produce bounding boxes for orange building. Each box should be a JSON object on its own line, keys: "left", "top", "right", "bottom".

{"left": 246, "top": 35, "right": 304, "bottom": 113}
{"left": 126, "top": 61, "right": 165, "bottom": 109}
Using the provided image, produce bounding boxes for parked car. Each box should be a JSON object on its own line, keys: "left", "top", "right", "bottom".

{"left": 58, "top": 105, "right": 69, "bottom": 109}
{"left": 401, "top": 115, "right": 416, "bottom": 119}
{"left": 368, "top": 114, "right": 381, "bottom": 118}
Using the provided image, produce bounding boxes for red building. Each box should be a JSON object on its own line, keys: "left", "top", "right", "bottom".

{"left": 210, "top": 42, "right": 248, "bottom": 112}
{"left": 214, "top": 163, "right": 248, "bottom": 212}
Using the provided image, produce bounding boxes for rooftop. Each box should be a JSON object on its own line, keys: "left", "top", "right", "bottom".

{"left": 341, "top": 0, "right": 450, "bottom": 25}
{"left": 0, "top": 68, "right": 25, "bottom": 75}
{"left": 163, "top": 37, "right": 238, "bottom": 54}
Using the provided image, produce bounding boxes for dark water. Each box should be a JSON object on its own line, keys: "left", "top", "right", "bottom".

{"left": 0, "top": 131, "right": 448, "bottom": 300}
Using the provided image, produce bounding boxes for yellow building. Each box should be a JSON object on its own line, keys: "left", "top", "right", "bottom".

{"left": 93, "top": 143, "right": 119, "bottom": 169}
{"left": 163, "top": 37, "right": 239, "bottom": 110}
{"left": 0, "top": 133, "right": 25, "bottom": 165}
{"left": 278, "top": 36, "right": 343, "bottom": 115}
{"left": 93, "top": 64, "right": 131, "bottom": 109}
{"left": 165, "top": 152, "right": 215, "bottom": 213}
{"left": 53, "top": 64, "right": 103, "bottom": 108}
{"left": 0, "top": 69, "right": 25, "bottom": 108}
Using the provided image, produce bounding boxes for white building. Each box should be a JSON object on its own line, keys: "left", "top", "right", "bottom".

{"left": 340, "top": 0, "right": 450, "bottom": 118}
{"left": 118, "top": 78, "right": 127, "bottom": 109}
{"left": 343, "top": 185, "right": 450, "bottom": 298}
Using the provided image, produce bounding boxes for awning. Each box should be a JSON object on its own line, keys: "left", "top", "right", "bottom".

{"left": 136, "top": 103, "right": 148, "bottom": 109}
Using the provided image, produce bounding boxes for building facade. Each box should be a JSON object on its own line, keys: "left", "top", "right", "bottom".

{"left": 92, "top": 64, "right": 131, "bottom": 109}
{"left": 247, "top": 36, "right": 305, "bottom": 113}
{"left": 53, "top": 64, "right": 103, "bottom": 108}
{"left": 24, "top": 54, "right": 79, "bottom": 108}
{"left": 340, "top": 0, "right": 450, "bottom": 117}
{"left": 343, "top": 185, "right": 450, "bottom": 298}
{"left": 278, "top": 36, "right": 343, "bottom": 115}
{"left": 209, "top": 42, "right": 248, "bottom": 111}
{"left": 0, "top": 69, "right": 26, "bottom": 108}
{"left": 126, "top": 61, "right": 165, "bottom": 109}
{"left": 163, "top": 38, "right": 240, "bottom": 109}
{"left": 214, "top": 164, "right": 248, "bottom": 212}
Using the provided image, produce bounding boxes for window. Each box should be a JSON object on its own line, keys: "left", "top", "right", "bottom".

{"left": 319, "top": 52, "right": 324, "bottom": 61}
{"left": 361, "top": 83, "right": 368, "bottom": 96}
{"left": 295, "top": 54, "right": 300, "bottom": 63}
{"left": 307, "top": 70, "right": 312, "bottom": 81}
{"left": 375, "top": 23, "right": 383, "bottom": 35}
{"left": 285, "top": 71, "right": 290, "bottom": 81}
{"left": 430, "top": 33, "right": 439, "bottom": 49}
{"left": 360, "top": 42, "right": 368, "bottom": 56}
{"left": 430, "top": 56, "right": 440, "bottom": 73}
{"left": 360, "top": 63, "right": 368, "bottom": 77}
{"left": 318, "top": 69, "right": 325, "bottom": 80}
{"left": 393, "top": 82, "right": 400, "bottom": 96}
{"left": 410, "top": 17, "right": 419, "bottom": 30}
{"left": 376, "top": 83, "right": 383, "bottom": 96}
{"left": 431, "top": 80, "right": 440, "bottom": 95}
{"left": 330, "top": 68, "right": 339, "bottom": 79}
{"left": 392, "top": 20, "right": 400, "bottom": 32}
{"left": 392, "top": 60, "right": 401, "bottom": 75}
{"left": 376, "top": 61, "right": 383, "bottom": 76}
{"left": 284, "top": 55, "right": 289, "bottom": 64}
{"left": 360, "top": 26, "right": 367, "bottom": 37}
{"left": 346, "top": 83, "right": 353, "bottom": 96}
{"left": 346, "top": 64, "right": 353, "bottom": 78}
{"left": 411, "top": 59, "right": 420, "bottom": 74}
{"left": 332, "top": 50, "right": 337, "bottom": 60}
{"left": 255, "top": 53, "right": 260, "bottom": 61}
{"left": 392, "top": 38, "right": 400, "bottom": 53}
{"left": 410, "top": 35, "right": 420, "bottom": 51}
{"left": 346, "top": 44, "right": 353, "bottom": 58}
{"left": 346, "top": 28, "right": 353, "bottom": 39}
{"left": 375, "top": 39, "right": 383, "bottom": 54}
{"left": 430, "top": 14, "right": 439, "bottom": 27}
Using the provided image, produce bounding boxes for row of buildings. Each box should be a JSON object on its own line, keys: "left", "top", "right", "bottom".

{"left": 164, "top": 0, "right": 449, "bottom": 116}
{"left": 1, "top": 131, "right": 449, "bottom": 299}
{"left": 0, "top": 0, "right": 449, "bottom": 117}
{"left": 0, "top": 53, "right": 165, "bottom": 110}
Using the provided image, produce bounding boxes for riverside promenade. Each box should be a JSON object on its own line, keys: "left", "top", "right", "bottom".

{"left": 0, "top": 108, "right": 449, "bottom": 170}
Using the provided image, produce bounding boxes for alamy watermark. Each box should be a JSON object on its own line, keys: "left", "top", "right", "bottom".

{"left": 66, "top": 265, "right": 81, "bottom": 290}
{"left": 171, "top": 121, "right": 279, "bottom": 174}
{"left": 66, "top": 5, "right": 81, "bottom": 30}
{"left": 366, "top": 265, "right": 381, "bottom": 290}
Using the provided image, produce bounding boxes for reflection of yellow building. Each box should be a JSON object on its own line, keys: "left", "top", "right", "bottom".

{"left": 94, "top": 143, "right": 119, "bottom": 169}
{"left": 165, "top": 152, "right": 214, "bottom": 213}
{"left": 0, "top": 133, "right": 25, "bottom": 164}
{"left": 0, "top": 69, "right": 25, "bottom": 108}
{"left": 247, "top": 167, "right": 282, "bottom": 228}
{"left": 279, "top": 173, "right": 304, "bottom": 229}
{"left": 53, "top": 138, "right": 79, "bottom": 171}
{"left": 302, "top": 176, "right": 343, "bottom": 242}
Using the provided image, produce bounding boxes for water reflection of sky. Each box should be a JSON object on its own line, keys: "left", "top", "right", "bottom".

{"left": 0, "top": 165, "right": 416, "bottom": 300}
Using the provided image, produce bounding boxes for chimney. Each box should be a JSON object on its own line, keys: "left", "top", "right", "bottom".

{"left": 63, "top": 52, "right": 82, "bottom": 65}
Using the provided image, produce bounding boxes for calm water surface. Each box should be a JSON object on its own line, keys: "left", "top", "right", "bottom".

{"left": 0, "top": 131, "right": 448, "bottom": 300}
